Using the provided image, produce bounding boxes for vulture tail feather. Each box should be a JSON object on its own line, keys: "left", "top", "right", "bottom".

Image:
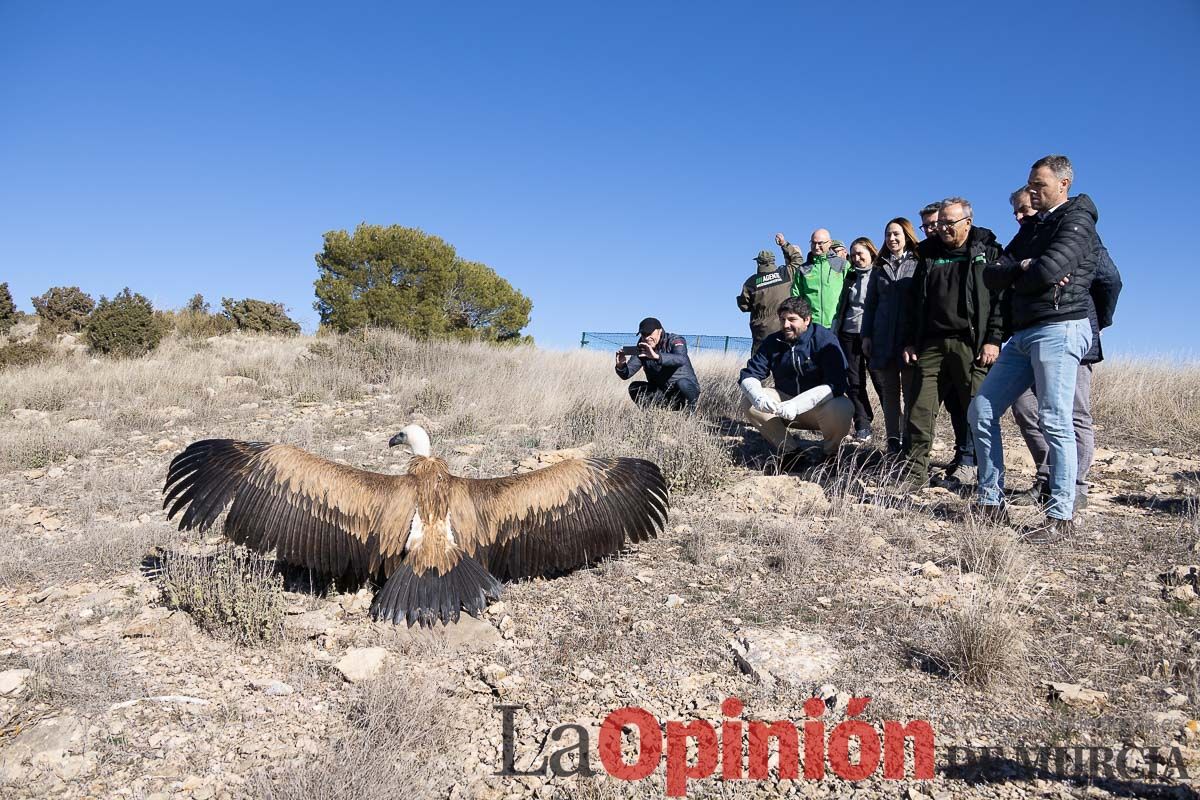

{"left": 370, "top": 557, "right": 502, "bottom": 629}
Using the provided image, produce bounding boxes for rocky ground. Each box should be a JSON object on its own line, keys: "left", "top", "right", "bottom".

{"left": 0, "top": 334, "right": 1197, "bottom": 799}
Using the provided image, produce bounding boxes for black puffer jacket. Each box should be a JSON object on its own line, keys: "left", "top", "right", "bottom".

{"left": 1083, "top": 237, "right": 1123, "bottom": 365}
{"left": 985, "top": 194, "right": 1099, "bottom": 332}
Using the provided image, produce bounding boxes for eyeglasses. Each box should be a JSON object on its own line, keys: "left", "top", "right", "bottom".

{"left": 919, "top": 222, "right": 937, "bottom": 231}
{"left": 811, "top": 240, "right": 831, "bottom": 247}
{"left": 937, "top": 216, "right": 971, "bottom": 229}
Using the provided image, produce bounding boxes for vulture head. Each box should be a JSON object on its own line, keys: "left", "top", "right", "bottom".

{"left": 163, "top": 427, "right": 669, "bottom": 628}
{"left": 388, "top": 424, "right": 432, "bottom": 457}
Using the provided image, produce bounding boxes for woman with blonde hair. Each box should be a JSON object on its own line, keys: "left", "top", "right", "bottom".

{"left": 834, "top": 236, "right": 883, "bottom": 441}
{"left": 862, "top": 218, "right": 920, "bottom": 455}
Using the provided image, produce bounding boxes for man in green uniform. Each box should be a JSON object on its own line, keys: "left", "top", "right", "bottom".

{"left": 737, "top": 249, "right": 795, "bottom": 353}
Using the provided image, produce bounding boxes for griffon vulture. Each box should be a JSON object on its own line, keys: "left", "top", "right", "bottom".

{"left": 162, "top": 425, "right": 668, "bottom": 627}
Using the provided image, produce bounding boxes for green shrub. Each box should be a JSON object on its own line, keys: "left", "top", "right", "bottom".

{"left": 0, "top": 338, "right": 54, "bottom": 371}
{"left": 158, "top": 545, "right": 286, "bottom": 645}
{"left": 85, "top": 288, "right": 166, "bottom": 357}
{"left": 31, "top": 286, "right": 95, "bottom": 334}
{"left": 221, "top": 297, "right": 300, "bottom": 335}
{"left": 0, "top": 283, "right": 16, "bottom": 335}
{"left": 160, "top": 298, "right": 236, "bottom": 340}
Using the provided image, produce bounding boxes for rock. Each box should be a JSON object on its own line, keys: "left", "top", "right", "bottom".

{"left": 39, "top": 517, "right": 63, "bottom": 531}
{"left": 335, "top": 647, "right": 389, "bottom": 683}
{"left": 498, "top": 615, "right": 515, "bottom": 640}
{"left": 722, "top": 475, "right": 830, "bottom": 514}
{"left": 21, "top": 468, "right": 46, "bottom": 480}
{"left": 920, "top": 561, "right": 944, "bottom": 579}
{"left": 1045, "top": 681, "right": 1108, "bottom": 710}
{"left": 441, "top": 613, "right": 503, "bottom": 651}
{"left": 480, "top": 664, "right": 507, "bottom": 689}
{"left": 454, "top": 444, "right": 486, "bottom": 456}
{"left": 65, "top": 418, "right": 101, "bottom": 431}
{"left": 729, "top": 628, "right": 840, "bottom": 689}
{"left": 1168, "top": 585, "right": 1198, "bottom": 603}
{"left": 1151, "top": 448, "right": 1169, "bottom": 457}
{"left": 220, "top": 375, "right": 258, "bottom": 389}
{"left": 665, "top": 594, "right": 685, "bottom": 608}
{"left": 122, "top": 608, "right": 174, "bottom": 638}
{"left": 865, "top": 535, "right": 889, "bottom": 551}
{"left": 249, "top": 679, "right": 294, "bottom": 696}
{"left": 152, "top": 438, "right": 177, "bottom": 453}
{"left": 0, "top": 669, "right": 32, "bottom": 697}
{"left": 10, "top": 409, "right": 48, "bottom": 422}
{"left": 284, "top": 609, "right": 336, "bottom": 638}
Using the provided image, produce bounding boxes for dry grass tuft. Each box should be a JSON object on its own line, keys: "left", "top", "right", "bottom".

{"left": 22, "top": 644, "right": 145, "bottom": 715}
{"left": 158, "top": 544, "right": 287, "bottom": 645}
{"left": 1092, "top": 356, "right": 1200, "bottom": 450}
{"left": 251, "top": 672, "right": 451, "bottom": 800}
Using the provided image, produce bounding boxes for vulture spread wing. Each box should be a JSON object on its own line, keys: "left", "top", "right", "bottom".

{"left": 163, "top": 439, "right": 417, "bottom": 582}
{"left": 449, "top": 457, "right": 669, "bottom": 580}
{"left": 162, "top": 440, "right": 669, "bottom": 627}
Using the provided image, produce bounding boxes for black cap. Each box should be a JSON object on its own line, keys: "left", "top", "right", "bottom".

{"left": 637, "top": 317, "right": 662, "bottom": 336}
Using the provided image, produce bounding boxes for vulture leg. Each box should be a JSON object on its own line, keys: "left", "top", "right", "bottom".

{"left": 369, "top": 556, "right": 503, "bottom": 628}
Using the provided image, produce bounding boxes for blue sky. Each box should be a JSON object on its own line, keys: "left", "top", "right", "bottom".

{"left": 1, "top": 1, "right": 1196, "bottom": 353}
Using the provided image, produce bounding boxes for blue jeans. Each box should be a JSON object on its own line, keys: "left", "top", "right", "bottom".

{"left": 969, "top": 319, "right": 1092, "bottom": 520}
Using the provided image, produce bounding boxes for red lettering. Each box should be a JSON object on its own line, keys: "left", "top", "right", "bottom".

{"left": 748, "top": 721, "right": 799, "bottom": 780}
{"left": 883, "top": 719, "right": 936, "bottom": 779}
{"left": 721, "top": 697, "right": 745, "bottom": 780}
{"left": 664, "top": 720, "right": 718, "bottom": 797}
{"left": 599, "top": 707, "right": 662, "bottom": 781}
{"left": 828, "top": 720, "right": 881, "bottom": 780}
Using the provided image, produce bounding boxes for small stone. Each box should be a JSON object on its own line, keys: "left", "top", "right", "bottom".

{"left": 334, "top": 647, "right": 388, "bottom": 683}
{"left": 1045, "top": 681, "right": 1108, "bottom": 710}
{"left": 578, "top": 668, "right": 596, "bottom": 683}
{"left": 920, "top": 561, "right": 944, "bottom": 579}
{"left": 865, "top": 535, "right": 889, "bottom": 551}
{"left": 249, "top": 680, "right": 294, "bottom": 697}
{"left": 1151, "top": 448, "right": 1169, "bottom": 457}
{"left": 39, "top": 517, "right": 63, "bottom": 531}
{"left": 480, "top": 664, "right": 507, "bottom": 689}
{"left": 153, "top": 438, "right": 176, "bottom": 453}
{"left": 665, "top": 594, "right": 685, "bottom": 608}
{"left": 0, "top": 669, "right": 32, "bottom": 696}
{"left": 816, "top": 597, "right": 832, "bottom": 608}
{"left": 46, "top": 467, "right": 65, "bottom": 479}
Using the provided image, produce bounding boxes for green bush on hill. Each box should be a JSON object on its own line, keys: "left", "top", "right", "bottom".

{"left": 32, "top": 286, "right": 95, "bottom": 334}
{"left": 220, "top": 297, "right": 300, "bottom": 335}
{"left": 85, "top": 288, "right": 166, "bottom": 357}
{"left": 0, "top": 283, "right": 17, "bottom": 335}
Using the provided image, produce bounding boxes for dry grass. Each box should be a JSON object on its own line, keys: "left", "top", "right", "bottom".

{"left": 251, "top": 672, "right": 452, "bottom": 800}
{"left": 157, "top": 544, "right": 287, "bottom": 645}
{"left": 19, "top": 644, "right": 146, "bottom": 715}
{"left": 1092, "top": 356, "right": 1200, "bottom": 450}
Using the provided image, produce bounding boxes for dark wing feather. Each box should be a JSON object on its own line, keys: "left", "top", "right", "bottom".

{"left": 162, "top": 439, "right": 417, "bottom": 581}
{"left": 450, "top": 457, "right": 668, "bottom": 581}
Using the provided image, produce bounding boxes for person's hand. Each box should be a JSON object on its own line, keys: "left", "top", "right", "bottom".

{"left": 615, "top": 350, "right": 628, "bottom": 367}
{"left": 774, "top": 233, "right": 786, "bottom": 246}
{"left": 1057, "top": 274, "right": 1071, "bottom": 287}
{"left": 977, "top": 344, "right": 999, "bottom": 366}
{"left": 752, "top": 395, "right": 780, "bottom": 415}
{"left": 1019, "top": 258, "right": 1033, "bottom": 271}
{"left": 903, "top": 346, "right": 918, "bottom": 365}
{"left": 638, "top": 342, "right": 659, "bottom": 361}
{"left": 862, "top": 337, "right": 873, "bottom": 359}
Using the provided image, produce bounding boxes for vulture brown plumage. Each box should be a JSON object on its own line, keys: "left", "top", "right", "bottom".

{"left": 162, "top": 424, "right": 669, "bottom": 627}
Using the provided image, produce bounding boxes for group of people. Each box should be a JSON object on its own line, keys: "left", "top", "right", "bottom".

{"left": 614, "top": 154, "right": 1122, "bottom": 542}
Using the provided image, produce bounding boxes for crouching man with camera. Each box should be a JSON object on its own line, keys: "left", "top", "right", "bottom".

{"left": 615, "top": 317, "right": 701, "bottom": 411}
{"left": 738, "top": 296, "right": 854, "bottom": 467}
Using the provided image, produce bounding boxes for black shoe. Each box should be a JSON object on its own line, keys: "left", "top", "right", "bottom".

{"left": 1021, "top": 517, "right": 1075, "bottom": 544}
{"left": 930, "top": 473, "right": 963, "bottom": 492}
{"left": 854, "top": 427, "right": 873, "bottom": 442}
{"left": 1010, "top": 480, "right": 1050, "bottom": 507}
{"left": 886, "top": 437, "right": 903, "bottom": 456}
{"left": 969, "top": 502, "right": 1011, "bottom": 526}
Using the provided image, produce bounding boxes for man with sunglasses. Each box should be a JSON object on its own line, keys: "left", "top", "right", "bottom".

{"left": 901, "top": 197, "right": 1005, "bottom": 491}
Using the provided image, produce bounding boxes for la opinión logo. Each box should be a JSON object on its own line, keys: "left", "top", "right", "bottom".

{"left": 496, "top": 695, "right": 934, "bottom": 797}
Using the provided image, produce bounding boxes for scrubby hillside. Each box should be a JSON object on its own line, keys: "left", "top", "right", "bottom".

{"left": 0, "top": 331, "right": 1197, "bottom": 799}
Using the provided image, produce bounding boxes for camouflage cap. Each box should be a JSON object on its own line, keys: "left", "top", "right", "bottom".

{"left": 754, "top": 250, "right": 776, "bottom": 265}
{"left": 830, "top": 240, "right": 846, "bottom": 252}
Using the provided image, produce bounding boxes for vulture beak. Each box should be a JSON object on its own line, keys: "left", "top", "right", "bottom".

{"left": 388, "top": 432, "right": 405, "bottom": 448}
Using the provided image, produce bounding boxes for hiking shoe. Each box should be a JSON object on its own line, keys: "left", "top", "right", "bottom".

{"left": 854, "top": 427, "right": 873, "bottom": 442}
{"left": 944, "top": 462, "right": 977, "bottom": 486}
{"left": 968, "top": 502, "right": 1011, "bottom": 526}
{"left": 1010, "top": 480, "right": 1050, "bottom": 507}
{"left": 886, "top": 437, "right": 903, "bottom": 456}
{"left": 1021, "top": 517, "right": 1075, "bottom": 544}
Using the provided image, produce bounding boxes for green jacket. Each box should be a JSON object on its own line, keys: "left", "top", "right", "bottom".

{"left": 785, "top": 248, "right": 850, "bottom": 328}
